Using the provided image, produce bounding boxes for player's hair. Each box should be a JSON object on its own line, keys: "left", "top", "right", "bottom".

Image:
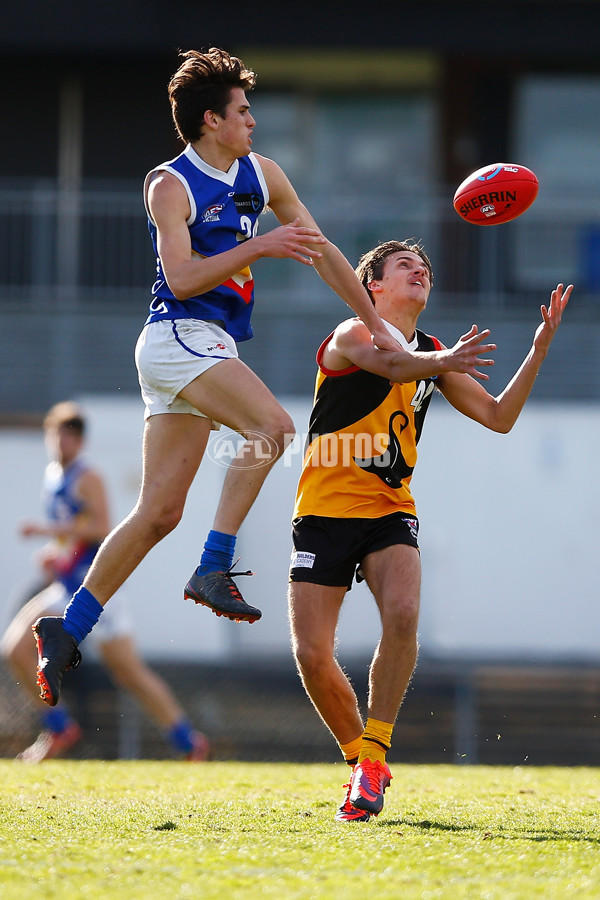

{"left": 168, "top": 47, "right": 256, "bottom": 144}
{"left": 355, "top": 239, "right": 434, "bottom": 302}
{"left": 44, "top": 401, "right": 86, "bottom": 436}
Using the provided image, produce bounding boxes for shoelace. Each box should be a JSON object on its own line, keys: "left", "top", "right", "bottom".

{"left": 222, "top": 560, "right": 254, "bottom": 602}
{"left": 226, "top": 558, "right": 254, "bottom": 578}
{"left": 360, "top": 761, "right": 385, "bottom": 792}
{"left": 340, "top": 782, "right": 353, "bottom": 810}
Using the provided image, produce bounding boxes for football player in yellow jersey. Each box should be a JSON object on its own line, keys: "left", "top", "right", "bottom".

{"left": 288, "top": 239, "right": 571, "bottom": 822}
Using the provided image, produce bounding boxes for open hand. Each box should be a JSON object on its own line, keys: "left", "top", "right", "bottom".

{"left": 445, "top": 325, "right": 496, "bottom": 380}
{"left": 258, "top": 217, "right": 326, "bottom": 265}
{"left": 533, "top": 283, "right": 572, "bottom": 354}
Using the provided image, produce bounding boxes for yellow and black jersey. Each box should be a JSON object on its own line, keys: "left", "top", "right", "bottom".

{"left": 293, "top": 325, "right": 442, "bottom": 520}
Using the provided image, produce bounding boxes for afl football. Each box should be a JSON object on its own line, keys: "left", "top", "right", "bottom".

{"left": 453, "top": 163, "right": 538, "bottom": 225}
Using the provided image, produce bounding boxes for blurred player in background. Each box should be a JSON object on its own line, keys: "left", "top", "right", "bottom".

{"left": 288, "top": 240, "right": 571, "bottom": 821}
{"left": 32, "top": 46, "right": 402, "bottom": 710}
{"left": 1, "top": 402, "right": 209, "bottom": 762}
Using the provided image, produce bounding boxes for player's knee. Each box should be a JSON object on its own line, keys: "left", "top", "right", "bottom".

{"left": 260, "top": 411, "right": 295, "bottom": 457}
{"left": 146, "top": 503, "right": 184, "bottom": 542}
{"left": 293, "top": 639, "right": 331, "bottom": 680}
{"left": 154, "top": 509, "right": 183, "bottom": 540}
{"left": 384, "top": 601, "right": 419, "bottom": 641}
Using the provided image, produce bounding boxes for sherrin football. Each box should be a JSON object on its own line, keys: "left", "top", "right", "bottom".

{"left": 453, "top": 163, "right": 538, "bottom": 226}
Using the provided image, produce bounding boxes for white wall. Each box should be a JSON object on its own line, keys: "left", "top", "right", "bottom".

{"left": 1, "top": 395, "right": 599, "bottom": 663}
{"left": 415, "top": 397, "right": 600, "bottom": 661}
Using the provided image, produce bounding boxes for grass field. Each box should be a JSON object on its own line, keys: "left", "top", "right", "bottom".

{"left": 0, "top": 760, "right": 599, "bottom": 899}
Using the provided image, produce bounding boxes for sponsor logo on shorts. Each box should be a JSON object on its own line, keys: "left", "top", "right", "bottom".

{"left": 403, "top": 517, "right": 419, "bottom": 540}
{"left": 291, "top": 551, "right": 316, "bottom": 569}
{"left": 206, "top": 343, "right": 227, "bottom": 352}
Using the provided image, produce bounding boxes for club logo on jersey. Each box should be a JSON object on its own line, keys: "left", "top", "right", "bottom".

{"left": 353, "top": 410, "right": 413, "bottom": 488}
{"left": 201, "top": 204, "right": 224, "bottom": 223}
{"left": 222, "top": 266, "right": 254, "bottom": 304}
{"left": 191, "top": 249, "right": 254, "bottom": 304}
{"left": 233, "top": 193, "right": 263, "bottom": 213}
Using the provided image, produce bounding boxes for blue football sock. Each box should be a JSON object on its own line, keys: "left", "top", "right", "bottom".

{"left": 62, "top": 586, "right": 104, "bottom": 644}
{"left": 42, "top": 707, "right": 72, "bottom": 734}
{"left": 167, "top": 720, "right": 195, "bottom": 754}
{"left": 196, "top": 529, "right": 236, "bottom": 575}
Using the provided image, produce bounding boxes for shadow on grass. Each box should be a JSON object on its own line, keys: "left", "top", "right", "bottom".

{"left": 380, "top": 818, "right": 600, "bottom": 844}
{"left": 382, "top": 818, "right": 478, "bottom": 832}
{"left": 518, "top": 830, "right": 600, "bottom": 844}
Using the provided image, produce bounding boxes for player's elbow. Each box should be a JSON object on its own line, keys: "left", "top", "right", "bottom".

{"left": 163, "top": 267, "right": 195, "bottom": 301}
{"left": 480, "top": 399, "right": 517, "bottom": 434}
{"left": 168, "top": 279, "right": 192, "bottom": 301}
{"left": 488, "top": 415, "right": 515, "bottom": 435}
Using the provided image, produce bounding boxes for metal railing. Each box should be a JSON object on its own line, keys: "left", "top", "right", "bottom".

{"left": 1, "top": 180, "right": 599, "bottom": 414}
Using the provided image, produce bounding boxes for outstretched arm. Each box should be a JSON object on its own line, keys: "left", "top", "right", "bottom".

{"left": 325, "top": 317, "right": 496, "bottom": 383}
{"left": 259, "top": 155, "right": 402, "bottom": 352}
{"left": 437, "top": 283, "right": 572, "bottom": 432}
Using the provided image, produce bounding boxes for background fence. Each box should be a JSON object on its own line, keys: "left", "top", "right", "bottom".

{"left": 2, "top": 179, "right": 600, "bottom": 416}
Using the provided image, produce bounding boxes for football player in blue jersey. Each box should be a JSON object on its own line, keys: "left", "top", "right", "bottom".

{"left": 33, "top": 47, "right": 402, "bottom": 708}
{"left": 2, "top": 402, "right": 210, "bottom": 761}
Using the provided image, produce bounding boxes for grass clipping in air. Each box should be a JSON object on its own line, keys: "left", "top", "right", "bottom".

{"left": 0, "top": 761, "right": 599, "bottom": 899}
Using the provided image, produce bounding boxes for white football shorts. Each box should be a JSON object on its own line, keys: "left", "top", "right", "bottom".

{"left": 134, "top": 318, "right": 238, "bottom": 420}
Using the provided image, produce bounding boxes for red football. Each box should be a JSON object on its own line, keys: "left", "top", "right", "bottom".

{"left": 453, "top": 163, "right": 538, "bottom": 226}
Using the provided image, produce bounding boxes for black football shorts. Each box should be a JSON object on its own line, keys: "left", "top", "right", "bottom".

{"left": 289, "top": 511, "right": 419, "bottom": 590}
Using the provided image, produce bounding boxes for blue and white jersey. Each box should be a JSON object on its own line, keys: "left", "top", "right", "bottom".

{"left": 43, "top": 458, "right": 100, "bottom": 595}
{"left": 144, "top": 145, "right": 269, "bottom": 342}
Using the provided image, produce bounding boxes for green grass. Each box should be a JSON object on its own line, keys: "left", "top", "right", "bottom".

{"left": 0, "top": 761, "right": 599, "bottom": 899}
